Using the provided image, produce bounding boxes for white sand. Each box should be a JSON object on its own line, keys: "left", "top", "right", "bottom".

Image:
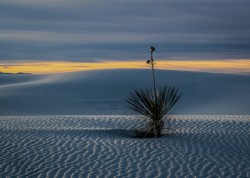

{"left": 1, "top": 70, "right": 250, "bottom": 115}
{"left": 0, "top": 115, "right": 249, "bottom": 178}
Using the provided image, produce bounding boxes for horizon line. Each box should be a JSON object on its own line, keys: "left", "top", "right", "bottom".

{"left": 0, "top": 59, "right": 250, "bottom": 75}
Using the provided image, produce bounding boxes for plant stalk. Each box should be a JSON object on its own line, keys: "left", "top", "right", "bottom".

{"left": 151, "top": 51, "right": 156, "bottom": 97}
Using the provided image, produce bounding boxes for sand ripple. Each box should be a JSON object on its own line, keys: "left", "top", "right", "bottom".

{"left": 0, "top": 115, "right": 249, "bottom": 178}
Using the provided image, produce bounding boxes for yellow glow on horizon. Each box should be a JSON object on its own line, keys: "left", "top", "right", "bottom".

{"left": 0, "top": 60, "right": 250, "bottom": 74}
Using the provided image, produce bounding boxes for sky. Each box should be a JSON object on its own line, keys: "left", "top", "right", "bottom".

{"left": 0, "top": 0, "right": 250, "bottom": 73}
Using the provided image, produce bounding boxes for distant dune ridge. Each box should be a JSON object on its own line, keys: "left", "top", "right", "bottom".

{"left": 0, "top": 115, "right": 249, "bottom": 177}
{"left": 0, "top": 71, "right": 31, "bottom": 75}
{"left": 1, "top": 69, "right": 250, "bottom": 115}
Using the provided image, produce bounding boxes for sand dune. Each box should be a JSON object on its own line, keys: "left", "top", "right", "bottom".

{"left": 0, "top": 115, "right": 249, "bottom": 177}
{"left": 1, "top": 70, "right": 250, "bottom": 115}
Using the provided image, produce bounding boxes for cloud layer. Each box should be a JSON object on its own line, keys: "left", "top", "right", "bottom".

{"left": 1, "top": 0, "right": 250, "bottom": 62}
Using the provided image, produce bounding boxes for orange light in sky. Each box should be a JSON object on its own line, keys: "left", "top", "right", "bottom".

{"left": 0, "top": 60, "right": 250, "bottom": 74}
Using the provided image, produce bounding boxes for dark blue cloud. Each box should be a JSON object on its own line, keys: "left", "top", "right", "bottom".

{"left": 0, "top": 0, "right": 250, "bottom": 62}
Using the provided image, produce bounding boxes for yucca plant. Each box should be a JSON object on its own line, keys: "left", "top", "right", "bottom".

{"left": 126, "top": 47, "right": 181, "bottom": 137}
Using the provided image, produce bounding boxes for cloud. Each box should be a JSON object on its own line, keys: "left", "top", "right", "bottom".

{"left": 0, "top": 0, "right": 250, "bottom": 62}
